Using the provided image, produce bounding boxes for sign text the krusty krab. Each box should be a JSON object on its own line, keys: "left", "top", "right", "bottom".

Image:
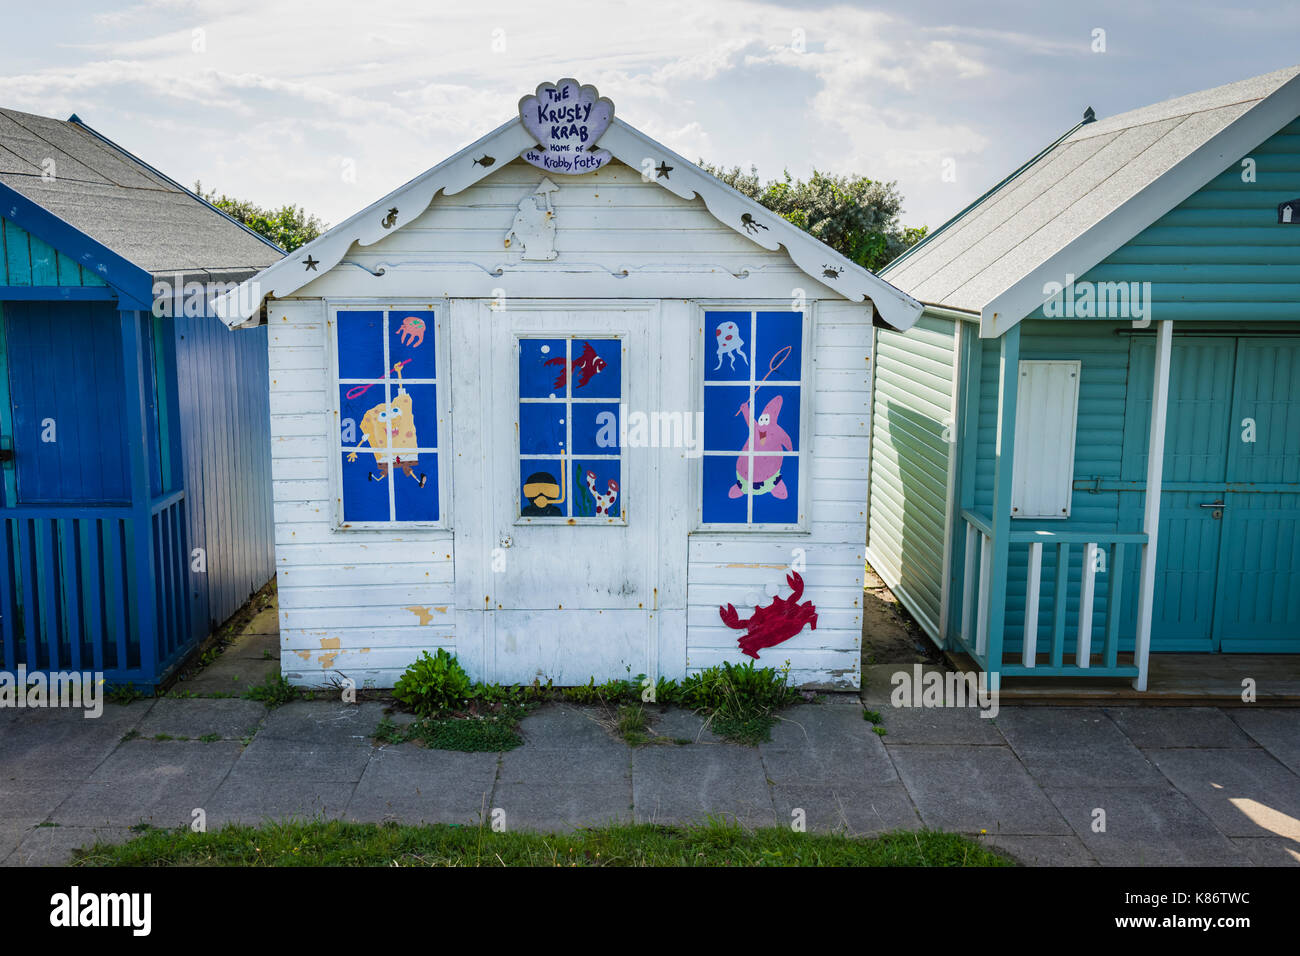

{"left": 519, "top": 79, "right": 614, "bottom": 174}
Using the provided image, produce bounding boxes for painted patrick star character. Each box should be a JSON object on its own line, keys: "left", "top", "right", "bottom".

{"left": 585, "top": 469, "right": 619, "bottom": 516}
{"left": 729, "top": 395, "right": 792, "bottom": 500}
{"left": 714, "top": 320, "right": 749, "bottom": 371}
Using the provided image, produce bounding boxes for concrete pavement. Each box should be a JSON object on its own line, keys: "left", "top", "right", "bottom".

{"left": 1, "top": 692, "right": 1298, "bottom": 866}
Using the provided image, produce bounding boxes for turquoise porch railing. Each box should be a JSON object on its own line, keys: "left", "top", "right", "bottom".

{"left": 957, "top": 510, "right": 1147, "bottom": 680}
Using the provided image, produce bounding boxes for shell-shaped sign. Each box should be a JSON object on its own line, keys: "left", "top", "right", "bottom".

{"left": 518, "top": 78, "right": 614, "bottom": 175}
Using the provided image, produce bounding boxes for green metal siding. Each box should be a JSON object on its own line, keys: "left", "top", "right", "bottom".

{"left": 1, "top": 216, "right": 107, "bottom": 288}
{"left": 867, "top": 313, "right": 958, "bottom": 639}
{"left": 1026, "top": 118, "right": 1300, "bottom": 323}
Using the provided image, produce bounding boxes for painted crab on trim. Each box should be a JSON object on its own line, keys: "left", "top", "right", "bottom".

{"left": 719, "top": 571, "right": 817, "bottom": 660}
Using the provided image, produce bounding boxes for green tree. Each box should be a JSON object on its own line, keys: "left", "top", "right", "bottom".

{"left": 698, "top": 163, "right": 926, "bottom": 273}
{"left": 194, "top": 182, "right": 327, "bottom": 253}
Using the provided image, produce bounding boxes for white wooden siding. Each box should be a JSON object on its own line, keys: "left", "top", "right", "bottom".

{"left": 684, "top": 300, "right": 871, "bottom": 689}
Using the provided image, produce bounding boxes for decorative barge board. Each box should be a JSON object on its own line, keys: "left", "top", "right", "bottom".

{"left": 221, "top": 79, "right": 923, "bottom": 690}
{"left": 867, "top": 66, "right": 1300, "bottom": 694}
{"left": 0, "top": 106, "right": 281, "bottom": 689}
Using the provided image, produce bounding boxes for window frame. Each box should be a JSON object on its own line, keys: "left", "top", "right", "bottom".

{"left": 514, "top": 330, "right": 629, "bottom": 526}
{"left": 691, "top": 300, "right": 815, "bottom": 534}
{"left": 327, "top": 300, "right": 450, "bottom": 531}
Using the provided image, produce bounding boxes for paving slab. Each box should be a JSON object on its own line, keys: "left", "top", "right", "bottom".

{"left": 994, "top": 707, "right": 1165, "bottom": 788}
{"left": 495, "top": 745, "right": 631, "bottom": 831}
{"left": 0, "top": 824, "right": 32, "bottom": 865}
{"left": 770, "top": 782, "right": 919, "bottom": 835}
{"left": 1227, "top": 708, "right": 1300, "bottom": 773}
{"left": 1146, "top": 748, "right": 1300, "bottom": 839}
{"left": 760, "top": 706, "right": 899, "bottom": 788}
{"left": 1045, "top": 787, "right": 1249, "bottom": 866}
{"left": 1229, "top": 837, "right": 1300, "bottom": 866}
{"left": 632, "top": 743, "right": 776, "bottom": 828}
{"left": 346, "top": 746, "right": 500, "bottom": 825}
{"left": 887, "top": 744, "right": 1071, "bottom": 835}
{"left": 231, "top": 737, "right": 373, "bottom": 781}
{"left": 203, "top": 774, "right": 357, "bottom": 828}
{"left": 0, "top": 779, "right": 83, "bottom": 827}
{"left": 51, "top": 740, "right": 243, "bottom": 828}
{"left": 516, "top": 704, "right": 621, "bottom": 750}
{"left": 4, "top": 825, "right": 135, "bottom": 867}
{"left": 645, "top": 707, "right": 725, "bottom": 744}
{"left": 868, "top": 704, "right": 1005, "bottom": 745}
{"left": 1105, "top": 707, "right": 1257, "bottom": 749}
{"left": 979, "top": 833, "right": 1099, "bottom": 866}
{"left": 255, "top": 700, "right": 386, "bottom": 747}
{"left": 136, "top": 697, "right": 268, "bottom": 740}
{"left": 0, "top": 701, "right": 152, "bottom": 784}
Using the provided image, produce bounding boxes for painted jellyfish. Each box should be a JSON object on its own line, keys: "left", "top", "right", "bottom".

{"left": 714, "top": 320, "right": 749, "bottom": 370}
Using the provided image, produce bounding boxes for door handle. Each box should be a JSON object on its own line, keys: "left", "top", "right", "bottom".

{"left": 1200, "top": 500, "right": 1224, "bottom": 519}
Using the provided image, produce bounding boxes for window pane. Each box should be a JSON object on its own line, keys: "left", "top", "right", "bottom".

{"left": 702, "top": 454, "right": 748, "bottom": 523}
{"left": 754, "top": 311, "right": 802, "bottom": 381}
{"left": 520, "top": 338, "right": 567, "bottom": 398}
{"left": 573, "top": 459, "right": 621, "bottom": 518}
{"left": 751, "top": 456, "right": 799, "bottom": 524}
{"left": 520, "top": 459, "right": 566, "bottom": 516}
{"left": 392, "top": 383, "right": 436, "bottom": 451}
{"left": 336, "top": 310, "right": 385, "bottom": 380}
{"left": 394, "top": 454, "right": 438, "bottom": 520}
{"left": 568, "top": 339, "right": 620, "bottom": 397}
{"left": 705, "top": 311, "right": 752, "bottom": 382}
{"left": 571, "top": 401, "right": 619, "bottom": 454}
{"left": 519, "top": 402, "right": 566, "bottom": 456}
{"left": 340, "top": 451, "right": 390, "bottom": 521}
{"left": 390, "top": 311, "right": 434, "bottom": 378}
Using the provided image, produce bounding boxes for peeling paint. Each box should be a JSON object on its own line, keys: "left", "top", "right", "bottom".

{"left": 404, "top": 605, "right": 435, "bottom": 625}
{"left": 319, "top": 636, "right": 342, "bottom": 669}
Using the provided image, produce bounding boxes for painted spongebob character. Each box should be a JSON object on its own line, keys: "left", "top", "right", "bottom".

{"left": 347, "top": 364, "right": 428, "bottom": 487}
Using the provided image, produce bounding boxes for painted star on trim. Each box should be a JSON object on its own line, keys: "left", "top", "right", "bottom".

{"left": 655, "top": 161, "right": 673, "bottom": 179}
{"left": 303, "top": 255, "right": 319, "bottom": 271}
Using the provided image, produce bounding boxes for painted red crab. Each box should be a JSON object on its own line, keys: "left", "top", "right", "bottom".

{"left": 719, "top": 571, "right": 817, "bottom": 660}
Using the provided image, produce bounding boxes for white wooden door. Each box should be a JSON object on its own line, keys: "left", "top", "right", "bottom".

{"left": 451, "top": 301, "right": 666, "bottom": 684}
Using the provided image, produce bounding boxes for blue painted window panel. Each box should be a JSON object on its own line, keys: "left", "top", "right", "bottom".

{"left": 336, "top": 309, "right": 439, "bottom": 524}
{"left": 519, "top": 338, "right": 567, "bottom": 397}
{"left": 571, "top": 402, "right": 619, "bottom": 455}
{"left": 572, "top": 459, "right": 620, "bottom": 518}
{"left": 701, "top": 311, "right": 803, "bottom": 526}
{"left": 518, "top": 336, "right": 622, "bottom": 520}
{"left": 6, "top": 301, "right": 130, "bottom": 504}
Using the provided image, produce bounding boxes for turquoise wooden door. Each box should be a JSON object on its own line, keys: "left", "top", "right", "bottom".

{"left": 1123, "top": 335, "right": 1300, "bottom": 652}
{"left": 1218, "top": 339, "right": 1300, "bottom": 650}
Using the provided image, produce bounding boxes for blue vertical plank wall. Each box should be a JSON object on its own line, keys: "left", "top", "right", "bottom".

{"left": 173, "top": 312, "right": 274, "bottom": 638}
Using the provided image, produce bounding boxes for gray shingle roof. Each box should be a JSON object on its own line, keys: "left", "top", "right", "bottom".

{"left": 882, "top": 65, "right": 1300, "bottom": 316}
{"left": 0, "top": 107, "right": 282, "bottom": 281}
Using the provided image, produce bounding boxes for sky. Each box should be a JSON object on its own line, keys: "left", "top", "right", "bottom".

{"left": 1, "top": 0, "right": 1297, "bottom": 233}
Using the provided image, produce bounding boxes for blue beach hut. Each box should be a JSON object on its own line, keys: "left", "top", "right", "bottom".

{"left": 0, "top": 107, "right": 281, "bottom": 689}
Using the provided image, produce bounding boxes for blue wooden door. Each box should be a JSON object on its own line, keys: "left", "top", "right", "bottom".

{"left": 1124, "top": 335, "right": 1300, "bottom": 652}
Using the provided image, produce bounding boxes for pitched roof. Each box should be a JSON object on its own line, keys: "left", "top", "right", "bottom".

{"left": 0, "top": 107, "right": 283, "bottom": 283}
{"left": 882, "top": 65, "right": 1300, "bottom": 336}
{"left": 213, "top": 114, "right": 923, "bottom": 331}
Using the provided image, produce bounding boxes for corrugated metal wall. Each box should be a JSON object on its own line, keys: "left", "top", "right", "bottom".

{"left": 866, "top": 313, "right": 958, "bottom": 641}
{"left": 173, "top": 314, "right": 274, "bottom": 637}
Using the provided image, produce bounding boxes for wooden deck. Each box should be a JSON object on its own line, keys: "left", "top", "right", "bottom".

{"left": 945, "top": 651, "right": 1300, "bottom": 705}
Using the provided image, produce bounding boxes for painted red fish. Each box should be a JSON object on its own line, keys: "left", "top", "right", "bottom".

{"left": 545, "top": 342, "right": 607, "bottom": 389}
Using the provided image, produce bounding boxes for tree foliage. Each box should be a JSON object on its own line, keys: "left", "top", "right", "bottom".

{"left": 698, "top": 163, "right": 926, "bottom": 273}
{"left": 194, "top": 182, "right": 327, "bottom": 253}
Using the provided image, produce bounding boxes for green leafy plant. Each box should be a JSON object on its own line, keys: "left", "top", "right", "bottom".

{"left": 243, "top": 674, "right": 299, "bottom": 708}
{"left": 679, "top": 660, "right": 800, "bottom": 745}
{"left": 392, "top": 649, "right": 474, "bottom": 716}
{"left": 107, "top": 683, "right": 147, "bottom": 704}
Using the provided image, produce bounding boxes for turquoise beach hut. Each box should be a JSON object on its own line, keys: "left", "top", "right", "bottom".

{"left": 866, "top": 66, "right": 1300, "bottom": 691}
